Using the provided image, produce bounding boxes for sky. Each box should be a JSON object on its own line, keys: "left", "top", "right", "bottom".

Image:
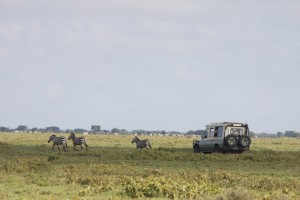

{"left": 0, "top": 1, "right": 300, "bottom": 133}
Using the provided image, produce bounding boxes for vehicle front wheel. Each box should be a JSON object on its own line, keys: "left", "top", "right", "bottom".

{"left": 193, "top": 144, "right": 200, "bottom": 153}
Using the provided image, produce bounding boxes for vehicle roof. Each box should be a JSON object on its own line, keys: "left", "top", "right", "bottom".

{"left": 206, "top": 122, "right": 248, "bottom": 127}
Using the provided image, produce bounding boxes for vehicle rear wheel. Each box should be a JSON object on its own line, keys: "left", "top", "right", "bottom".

{"left": 193, "top": 144, "right": 200, "bottom": 153}
{"left": 224, "top": 134, "right": 238, "bottom": 147}
{"left": 238, "top": 135, "right": 251, "bottom": 147}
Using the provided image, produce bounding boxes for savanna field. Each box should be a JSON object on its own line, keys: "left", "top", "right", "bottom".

{"left": 0, "top": 133, "right": 300, "bottom": 200}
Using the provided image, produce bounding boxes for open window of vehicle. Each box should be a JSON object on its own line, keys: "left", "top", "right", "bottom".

{"left": 214, "top": 126, "right": 223, "bottom": 137}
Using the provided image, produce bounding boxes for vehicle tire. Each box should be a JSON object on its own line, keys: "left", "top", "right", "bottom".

{"left": 224, "top": 134, "right": 238, "bottom": 147}
{"left": 238, "top": 135, "right": 251, "bottom": 147}
{"left": 193, "top": 144, "right": 200, "bottom": 153}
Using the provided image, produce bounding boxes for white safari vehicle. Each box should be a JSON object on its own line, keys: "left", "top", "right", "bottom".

{"left": 193, "top": 122, "right": 251, "bottom": 153}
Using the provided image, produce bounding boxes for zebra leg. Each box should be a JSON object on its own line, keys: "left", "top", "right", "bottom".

{"left": 57, "top": 145, "right": 61, "bottom": 151}
{"left": 52, "top": 144, "right": 55, "bottom": 150}
{"left": 80, "top": 144, "right": 83, "bottom": 151}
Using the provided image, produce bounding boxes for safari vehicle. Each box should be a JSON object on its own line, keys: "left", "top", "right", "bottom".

{"left": 193, "top": 122, "right": 251, "bottom": 153}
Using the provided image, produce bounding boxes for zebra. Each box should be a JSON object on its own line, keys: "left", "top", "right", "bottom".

{"left": 68, "top": 132, "right": 88, "bottom": 151}
{"left": 131, "top": 136, "right": 152, "bottom": 149}
{"left": 48, "top": 135, "right": 68, "bottom": 152}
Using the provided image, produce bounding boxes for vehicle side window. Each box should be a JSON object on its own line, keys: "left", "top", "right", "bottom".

{"left": 214, "top": 126, "right": 223, "bottom": 137}
{"left": 209, "top": 128, "right": 214, "bottom": 137}
{"left": 214, "top": 127, "right": 218, "bottom": 137}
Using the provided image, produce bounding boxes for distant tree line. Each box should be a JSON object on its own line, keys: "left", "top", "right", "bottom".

{"left": 0, "top": 125, "right": 186, "bottom": 136}
{"left": 277, "top": 131, "right": 300, "bottom": 138}
{"left": 0, "top": 125, "right": 93, "bottom": 134}
{"left": 0, "top": 125, "right": 299, "bottom": 138}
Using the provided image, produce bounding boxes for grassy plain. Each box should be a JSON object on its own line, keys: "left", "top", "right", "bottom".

{"left": 0, "top": 133, "right": 300, "bottom": 199}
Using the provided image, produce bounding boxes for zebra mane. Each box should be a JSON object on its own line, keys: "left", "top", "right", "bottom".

{"left": 51, "top": 134, "right": 56, "bottom": 137}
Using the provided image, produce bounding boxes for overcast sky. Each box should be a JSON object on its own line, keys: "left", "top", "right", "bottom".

{"left": 1, "top": 1, "right": 299, "bottom": 133}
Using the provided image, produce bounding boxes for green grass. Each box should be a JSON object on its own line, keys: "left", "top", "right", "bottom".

{"left": 0, "top": 133, "right": 300, "bottom": 199}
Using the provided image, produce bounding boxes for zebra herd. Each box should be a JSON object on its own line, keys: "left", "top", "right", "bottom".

{"left": 48, "top": 133, "right": 151, "bottom": 151}
{"left": 48, "top": 132, "right": 88, "bottom": 152}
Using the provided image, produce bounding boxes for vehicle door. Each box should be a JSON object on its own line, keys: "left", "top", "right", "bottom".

{"left": 198, "top": 129, "right": 211, "bottom": 152}
{"left": 212, "top": 126, "right": 224, "bottom": 147}
{"left": 200, "top": 127, "right": 215, "bottom": 152}
{"left": 206, "top": 126, "right": 224, "bottom": 151}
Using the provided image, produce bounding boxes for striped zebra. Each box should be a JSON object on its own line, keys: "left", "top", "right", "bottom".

{"left": 131, "top": 136, "right": 152, "bottom": 149}
{"left": 68, "top": 132, "right": 88, "bottom": 151}
{"left": 48, "top": 135, "right": 68, "bottom": 152}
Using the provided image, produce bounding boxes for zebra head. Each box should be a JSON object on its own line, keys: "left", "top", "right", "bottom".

{"left": 48, "top": 135, "right": 56, "bottom": 143}
{"left": 131, "top": 136, "right": 139, "bottom": 143}
{"left": 68, "top": 132, "right": 75, "bottom": 140}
